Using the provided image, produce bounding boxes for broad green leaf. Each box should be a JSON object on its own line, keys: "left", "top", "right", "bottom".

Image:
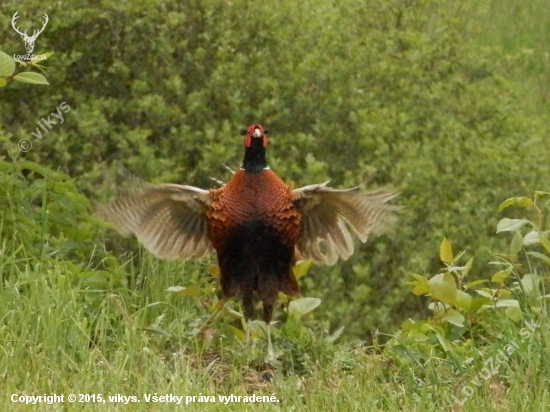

{"left": 13, "top": 72, "right": 49, "bottom": 85}
{"left": 495, "top": 299, "right": 520, "bottom": 308}
{"left": 292, "top": 259, "right": 312, "bottom": 280}
{"left": 498, "top": 197, "right": 533, "bottom": 211}
{"left": 509, "top": 231, "right": 523, "bottom": 257}
{"left": 411, "top": 283, "right": 430, "bottom": 295}
{"left": 505, "top": 306, "right": 523, "bottom": 322}
{"left": 539, "top": 236, "right": 550, "bottom": 254}
{"left": 523, "top": 231, "right": 540, "bottom": 245}
{"left": 469, "top": 296, "right": 493, "bottom": 313}
{"left": 0, "top": 52, "right": 15, "bottom": 76}
{"left": 227, "top": 325, "right": 245, "bottom": 341}
{"left": 520, "top": 274, "right": 541, "bottom": 292}
{"left": 464, "top": 279, "right": 488, "bottom": 290}
{"left": 440, "top": 237, "right": 453, "bottom": 263}
{"left": 400, "top": 319, "right": 428, "bottom": 333}
{"left": 442, "top": 309, "right": 465, "bottom": 327}
{"left": 413, "top": 333, "right": 430, "bottom": 342}
{"left": 409, "top": 274, "right": 430, "bottom": 295}
{"left": 496, "top": 289, "right": 512, "bottom": 299}
{"left": 496, "top": 218, "right": 532, "bottom": 233}
{"left": 0, "top": 78, "right": 6, "bottom": 88}
{"left": 288, "top": 297, "right": 321, "bottom": 318}
{"left": 399, "top": 319, "right": 417, "bottom": 332}
{"left": 429, "top": 272, "right": 457, "bottom": 304}
{"left": 430, "top": 327, "right": 456, "bottom": 355}
{"left": 491, "top": 268, "right": 512, "bottom": 284}
{"left": 476, "top": 289, "right": 496, "bottom": 299}
{"left": 527, "top": 251, "right": 550, "bottom": 266}
{"left": 454, "top": 290, "right": 472, "bottom": 310}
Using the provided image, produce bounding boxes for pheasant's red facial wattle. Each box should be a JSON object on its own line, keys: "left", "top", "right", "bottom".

{"left": 241, "top": 124, "right": 268, "bottom": 147}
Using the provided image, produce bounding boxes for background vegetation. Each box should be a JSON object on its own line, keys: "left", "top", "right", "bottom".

{"left": 0, "top": 0, "right": 548, "bottom": 410}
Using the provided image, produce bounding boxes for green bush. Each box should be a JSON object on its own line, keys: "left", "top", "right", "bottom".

{"left": 1, "top": 0, "right": 548, "bottom": 339}
{"left": 386, "top": 191, "right": 549, "bottom": 406}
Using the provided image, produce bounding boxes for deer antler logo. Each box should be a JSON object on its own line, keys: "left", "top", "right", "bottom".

{"left": 11, "top": 11, "right": 49, "bottom": 54}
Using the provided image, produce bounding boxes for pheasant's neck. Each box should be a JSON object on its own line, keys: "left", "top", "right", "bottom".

{"left": 241, "top": 142, "right": 269, "bottom": 173}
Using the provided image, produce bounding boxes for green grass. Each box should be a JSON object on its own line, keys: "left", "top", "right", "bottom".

{"left": 1, "top": 232, "right": 549, "bottom": 411}
{"left": 0, "top": 262, "right": 550, "bottom": 411}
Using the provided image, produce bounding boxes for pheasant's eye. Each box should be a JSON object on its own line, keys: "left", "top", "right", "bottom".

{"left": 240, "top": 128, "right": 247, "bottom": 136}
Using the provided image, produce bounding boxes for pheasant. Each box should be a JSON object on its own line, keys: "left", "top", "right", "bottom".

{"left": 97, "top": 124, "right": 399, "bottom": 354}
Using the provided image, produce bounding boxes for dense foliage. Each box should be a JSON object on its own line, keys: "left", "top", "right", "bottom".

{"left": 1, "top": 0, "right": 548, "bottom": 341}
{"left": 1, "top": 2, "right": 549, "bottom": 409}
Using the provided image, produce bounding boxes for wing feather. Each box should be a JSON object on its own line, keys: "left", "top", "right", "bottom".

{"left": 96, "top": 182, "right": 212, "bottom": 260}
{"left": 292, "top": 182, "right": 400, "bottom": 264}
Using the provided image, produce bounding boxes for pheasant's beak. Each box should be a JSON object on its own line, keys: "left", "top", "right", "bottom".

{"left": 252, "top": 128, "right": 263, "bottom": 138}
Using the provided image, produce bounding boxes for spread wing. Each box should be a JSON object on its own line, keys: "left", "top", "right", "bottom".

{"left": 291, "top": 182, "right": 400, "bottom": 265}
{"left": 96, "top": 182, "right": 212, "bottom": 260}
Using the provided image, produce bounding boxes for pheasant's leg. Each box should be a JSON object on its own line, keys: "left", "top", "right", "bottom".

{"left": 266, "top": 322, "right": 273, "bottom": 358}
{"left": 198, "top": 296, "right": 228, "bottom": 333}
{"left": 263, "top": 302, "right": 274, "bottom": 358}
{"left": 245, "top": 319, "right": 252, "bottom": 346}
{"left": 243, "top": 292, "right": 254, "bottom": 346}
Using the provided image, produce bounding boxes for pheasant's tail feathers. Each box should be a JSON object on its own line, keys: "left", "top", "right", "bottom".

{"left": 209, "top": 176, "right": 226, "bottom": 186}
{"left": 292, "top": 184, "right": 401, "bottom": 265}
{"left": 221, "top": 163, "right": 236, "bottom": 175}
{"left": 95, "top": 183, "right": 213, "bottom": 260}
{"left": 208, "top": 163, "right": 236, "bottom": 187}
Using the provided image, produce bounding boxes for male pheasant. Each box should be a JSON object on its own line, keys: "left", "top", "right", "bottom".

{"left": 97, "top": 124, "right": 399, "bottom": 353}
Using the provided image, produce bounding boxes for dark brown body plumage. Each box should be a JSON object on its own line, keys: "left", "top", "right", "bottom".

{"left": 207, "top": 169, "right": 301, "bottom": 323}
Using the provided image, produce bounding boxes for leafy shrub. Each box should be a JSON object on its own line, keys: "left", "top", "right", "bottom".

{"left": 385, "top": 190, "right": 549, "bottom": 404}
{"left": 1, "top": 0, "right": 548, "bottom": 339}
